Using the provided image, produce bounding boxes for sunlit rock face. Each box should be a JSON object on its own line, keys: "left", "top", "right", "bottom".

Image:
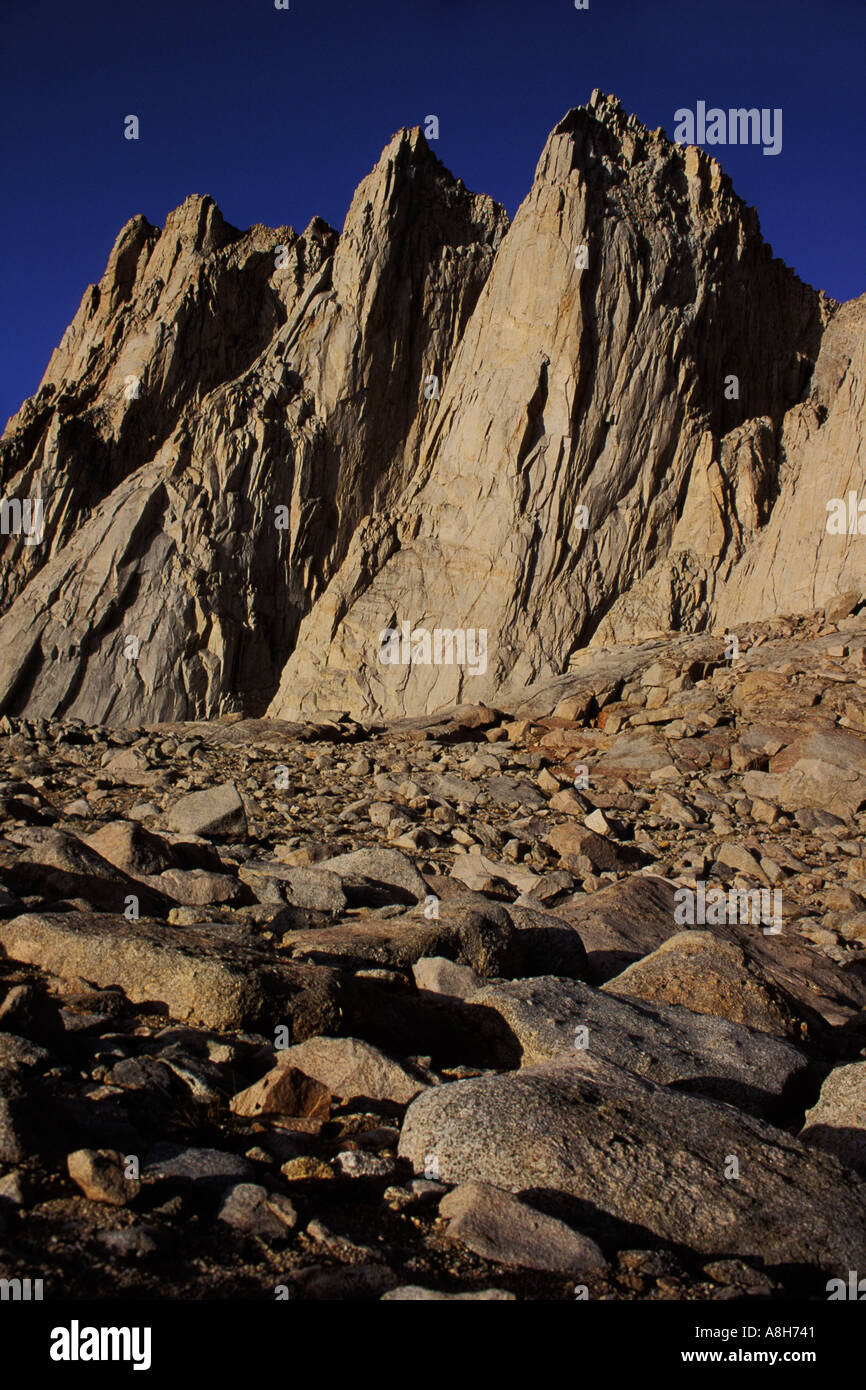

{"left": 1, "top": 92, "right": 850, "bottom": 725}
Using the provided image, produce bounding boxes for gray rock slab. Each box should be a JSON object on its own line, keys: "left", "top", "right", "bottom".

{"left": 398, "top": 1053, "right": 866, "bottom": 1272}
{"left": 470, "top": 976, "right": 813, "bottom": 1119}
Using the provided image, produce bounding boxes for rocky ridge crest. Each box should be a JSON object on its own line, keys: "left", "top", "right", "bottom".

{"left": 0, "top": 91, "right": 860, "bottom": 726}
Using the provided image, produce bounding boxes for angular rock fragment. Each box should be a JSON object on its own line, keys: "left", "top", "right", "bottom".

{"left": 450, "top": 852, "right": 540, "bottom": 895}
{"left": 412, "top": 956, "right": 483, "bottom": 1000}
{"left": 439, "top": 1180, "right": 606, "bottom": 1274}
{"left": 0, "top": 1033, "right": 51, "bottom": 1076}
{"left": 217, "top": 1183, "right": 297, "bottom": 1238}
{"left": 143, "top": 1143, "right": 255, "bottom": 1190}
{"left": 317, "top": 848, "right": 428, "bottom": 905}
{"left": 0, "top": 828, "right": 168, "bottom": 916}
{"left": 276, "top": 1036, "right": 426, "bottom": 1104}
{"left": 230, "top": 1064, "right": 331, "bottom": 1120}
{"left": 67, "top": 1148, "right": 140, "bottom": 1206}
{"left": 146, "top": 867, "right": 242, "bottom": 906}
{"left": 558, "top": 874, "right": 680, "bottom": 980}
{"left": 273, "top": 866, "right": 347, "bottom": 915}
{"left": 547, "top": 824, "right": 642, "bottom": 875}
{"left": 165, "top": 783, "right": 247, "bottom": 839}
{"left": 84, "top": 820, "right": 178, "bottom": 877}
{"left": 238, "top": 862, "right": 346, "bottom": 914}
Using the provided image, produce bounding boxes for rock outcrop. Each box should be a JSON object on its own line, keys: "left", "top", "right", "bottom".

{"left": 0, "top": 132, "right": 505, "bottom": 723}
{"left": 3, "top": 91, "right": 861, "bottom": 725}
{"left": 273, "top": 93, "right": 828, "bottom": 720}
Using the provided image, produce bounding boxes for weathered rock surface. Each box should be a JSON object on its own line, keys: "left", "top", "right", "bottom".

{"left": 217, "top": 1183, "right": 297, "bottom": 1238}
{"left": 84, "top": 820, "right": 178, "bottom": 877}
{"left": 412, "top": 955, "right": 483, "bottom": 1000}
{"left": 0, "top": 92, "right": 848, "bottom": 725}
{"left": 268, "top": 95, "right": 829, "bottom": 722}
{"left": 0, "top": 827, "right": 168, "bottom": 917}
{"left": 284, "top": 901, "right": 520, "bottom": 978}
{"left": 317, "top": 848, "right": 428, "bottom": 905}
{"left": 471, "top": 976, "right": 813, "bottom": 1118}
{"left": 713, "top": 296, "right": 866, "bottom": 632}
{"left": 275, "top": 1036, "right": 426, "bottom": 1104}
{"left": 602, "top": 931, "right": 809, "bottom": 1040}
{"left": 801, "top": 1062, "right": 866, "bottom": 1174}
{"left": 1, "top": 608, "right": 866, "bottom": 1297}
{"left": 399, "top": 1054, "right": 866, "bottom": 1272}
{"left": 557, "top": 874, "right": 680, "bottom": 980}
{"left": 165, "top": 783, "right": 247, "bottom": 839}
{"left": 0, "top": 912, "right": 344, "bottom": 1035}
{"left": 0, "top": 129, "right": 505, "bottom": 724}
{"left": 439, "top": 1180, "right": 606, "bottom": 1274}
{"left": 229, "top": 1063, "right": 330, "bottom": 1119}
{"left": 143, "top": 1144, "right": 254, "bottom": 1190}
{"left": 67, "top": 1148, "right": 140, "bottom": 1206}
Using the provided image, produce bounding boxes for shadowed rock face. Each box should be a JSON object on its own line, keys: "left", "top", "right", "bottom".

{"left": 0, "top": 132, "right": 505, "bottom": 724}
{"left": 0, "top": 90, "right": 856, "bottom": 725}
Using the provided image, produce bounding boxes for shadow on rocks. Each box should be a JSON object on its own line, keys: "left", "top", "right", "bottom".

{"left": 343, "top": 979, "right": 522, "bottom": 1070}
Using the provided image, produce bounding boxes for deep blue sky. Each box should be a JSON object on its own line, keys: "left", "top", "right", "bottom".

{"left": 2, "top": 0, "right": 863, "bottom": 430}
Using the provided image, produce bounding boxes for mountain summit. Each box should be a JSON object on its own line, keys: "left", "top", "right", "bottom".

{"left": 0, "top": 92, "right": 861, "bottom": 724}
